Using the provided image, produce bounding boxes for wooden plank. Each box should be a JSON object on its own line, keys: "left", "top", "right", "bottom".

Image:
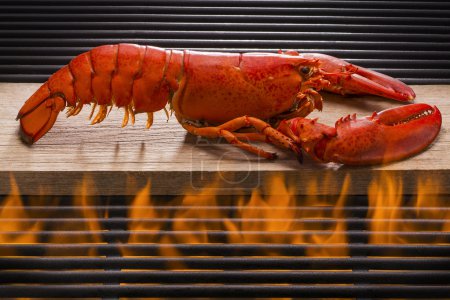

{"left": 0, "top": 83, "right": 448, "bottom": 196}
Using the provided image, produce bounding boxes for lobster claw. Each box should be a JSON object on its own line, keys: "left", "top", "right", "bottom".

{"left": 301, "top": 53, "right": 416, "bottom": 102}
{"left": 279, "top": 104, "right": 441, "bottom": 165}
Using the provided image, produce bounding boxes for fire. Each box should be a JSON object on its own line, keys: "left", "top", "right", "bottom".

{"left": 171, "top": 180, "right": 225, "bottom": 244}
{"left": 368, "top": 172, "right": 449, "bottom": 245}
{"left": 367, "top": 172, "right": 404, "bottom": 244}
{"left": 224, "top": 175, "right": 297, "bottom": 246}
{"left": 2, "top": 164, "right": 448, "bottom": 300}
{"left": 123, "top": 180, "right": 183, "bottom": 266}
{"left": 414, "top": 176, "right": 450, "bottom": 244}
{"left": 123, "top": 174, "right": 351, "bottom": 260}
{"left": 0, "top": 175, "right": 105, "bottom": 257}
{"left": 46, "top": 176, "right": 104, "bottom": 256}
{"left": 2, "top": 170, "right": 448, "bottom": 263}
{"left": 0, "top": 174, "right": 43, "bottom": 245}
{"left": 222, "top": 174, "right": 349, "bottom": 257}
{"left": 295, "top": 173, "right": 350, "bottom": 257}
{"left": 126, "top": 180, "right": 166, "bottom": 244}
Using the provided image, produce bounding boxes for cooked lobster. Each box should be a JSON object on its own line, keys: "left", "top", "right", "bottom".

{"left": 16, "top": 44, "right": 441, "bottom": 165}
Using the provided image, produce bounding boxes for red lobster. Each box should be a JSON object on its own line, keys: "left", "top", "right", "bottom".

{"left": 17, "top": 44, "right": 441, "bottom": 165}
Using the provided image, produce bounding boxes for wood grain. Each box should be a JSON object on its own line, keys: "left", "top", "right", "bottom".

{"left": 0, "top": 83, "right": 448, "bottom": 196}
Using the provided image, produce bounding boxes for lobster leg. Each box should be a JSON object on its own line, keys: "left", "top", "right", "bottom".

{"left": 182, "top": 116, "right": 301, "bottom": 159}
{"left": 278, "top": 103, "right": 442, "bottom": 165}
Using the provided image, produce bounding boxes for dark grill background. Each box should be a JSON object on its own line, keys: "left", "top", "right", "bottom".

{"left": 0, "top": 0, "right": 450, "bottom": 83}
{"left": 1, "top": 1, "right": 450, "bottom": 299}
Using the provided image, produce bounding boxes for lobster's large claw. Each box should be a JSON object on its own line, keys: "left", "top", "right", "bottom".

{"left": 279, "top": 103, "right": 441, "bottom": 165}
{"left": 16, "top": 83, "right": 66, "bottom": 144}
{"left": 301, "top": 53, "right": 416, "bottom": 102}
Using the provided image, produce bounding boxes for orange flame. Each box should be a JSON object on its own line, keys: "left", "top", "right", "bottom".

{"left": 0, "top": 174, "right": 43, "bottom": 245}
{"left": 368, "top": 172, "right": 449, "bottom": 245}
{"left": 224, "top": 175, "right": 297, "bottom": 247}
{"left": 171, "top": 180, "right": 225, "bottom": 244}
{"left": 46, "top": 175, "right": 104, "bottom": 256}
{"left": 291, "top": 173, "right": 349, "bottom": 257}
{"left": 0, "top": 175, "right": 104, "bottom": 257}
{"left": 126, "top": 180, "right": 165, "bottom": 244}
{"left": 2, "top": 170, "right": 448, "bottom": 262}
{"left": 223, "top": 174, "right": 349, "bottom": 257}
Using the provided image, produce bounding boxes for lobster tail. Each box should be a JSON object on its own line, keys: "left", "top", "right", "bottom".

{"left": 16, "top": 60, "right": 79, "bottom": 143}
{"left": 16, "top": 83, "right": 66, "bottom": 144}
{"left": 16, "top": 44, "right": 179, "bottom": 143}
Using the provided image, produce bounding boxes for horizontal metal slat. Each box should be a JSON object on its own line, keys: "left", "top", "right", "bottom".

{"left": 0, "top": 47, "right": 448, "bottom": 60}
{"left": 1, "top": 39, "right": 448, "bottom": 51}
{"left": 1, "top": 14, "right": 449, "bottom": 26}
{"left": 0, "top": 217, "right": 446, "bottom": 226}
{"left": 2, "top": 6, "right": 450, "bottom": 18}
{"left": 1, "top": 22, "right": 449, "bottom": 35}
{"left": 2, "top": 30, "right": 448, "bottom": 43}
{"left": 0, "top": 244, "right": 449, "bottom": 257}
{"left": 0, "top": 56, "right": 72, "bottom": 65}
{"left": 3, "top": 0, "right": 450, "bottom": 9}
{"left": 1, "top": 284, "right": 449, "bottom": 298}
{"left": 0, "top": 205, "right": 448, "bottom": 213}
{"left": 2, "top": 270, "right": 450, "bottom": 284}
{"left": 346, "top": 59, "right": 450, "bottom": 69}
{"left": 374, "top": 69, "right": 450, "bottom": 78}
{"left": 1, "top": 257, "right": 449, "bottom": 270}
{"left": 1, "top": 230, "right": 448, "bottom": 244}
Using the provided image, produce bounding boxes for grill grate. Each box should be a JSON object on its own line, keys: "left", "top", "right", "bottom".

{"left": 1, "top": 1, "right": 450, "bottom": 298}
{"left": 0, "top": 0, "right": 450, "bottom": 83}
{"left": 0, "top": 195, "right": 449, "bottom": 298}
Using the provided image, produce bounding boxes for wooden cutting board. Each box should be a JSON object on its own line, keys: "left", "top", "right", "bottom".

{"left": 0, "top": 83, "right": 448, "bottom": 196}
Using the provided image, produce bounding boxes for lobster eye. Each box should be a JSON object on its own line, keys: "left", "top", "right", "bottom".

{"left": 300, "top": 66, "right": 310, "bottom": 75}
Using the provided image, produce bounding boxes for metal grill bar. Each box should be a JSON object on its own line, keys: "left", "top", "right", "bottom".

{"left": 3, "top": 30, "right": 449, "bottom": 42}
{"left": 1, "top": 285, "right": 450, "bottom": 298}
{"left": 0, "top": 205, "right": 448, "bottom": 212}
{"left": 1, "top": 47, "right": 447, "bottom": 58}
{"left": 2, "top": 270, "right": 450, "bottom": 284}
{"left": 1, "top": 14, "right": 449, "bottom": 25}
{"left": 1, "top": 22, "right": 449, "bottom": 33}
{"left": 1, "top": 257, "right": 449, "bottom": 270}
{"left": 0, "top": 217, "right": 446, "bottom": 225}
{"left": 1, "top": 244, "right": 449, "bottom": 257}
{"left": 2, "top": 56, "right": 448, "bottom": 69}
{"left": 3, "top": 0, "right": 450, "bottom": 7}
{"left": 2, "top": 38, "right": 447, "bottom": 49}
{"left": 3, "top": 6, "right": 449, "bottom": 16}
{"left": 2, "top": 230, "right": 449, "bottom": 241}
